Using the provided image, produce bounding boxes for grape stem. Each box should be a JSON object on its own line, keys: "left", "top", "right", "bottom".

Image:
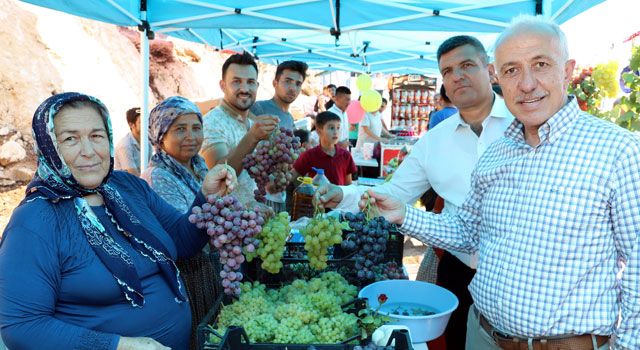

{"left": 363, "top": 193, "right": 379, "bottom": 222}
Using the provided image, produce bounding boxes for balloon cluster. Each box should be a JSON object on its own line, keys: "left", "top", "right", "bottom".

{"left": 346, "top": 74, "right": 384, "bottom": 124}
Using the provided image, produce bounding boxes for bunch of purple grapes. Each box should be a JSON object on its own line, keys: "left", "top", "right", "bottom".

{"left": 371, "top": 261, "right": 407, "bottom": 281}
{"left": 341, "top": 212, "right": 391, "bottom": 280}
{"left": 243, "top": 127, "right": 302, "bottom": 202}
{"left": 189, "top": 194, "right": 264, "bottom": 296}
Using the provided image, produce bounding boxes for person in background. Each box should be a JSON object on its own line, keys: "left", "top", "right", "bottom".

{"left": 141, "top": 96, "right": 217, "bottom": 349}
{"left": 294, "top": 129, "right": 311, "bottom": 151}
{"left": 315, "top": 84, "right": 336, "bottom": 113}
{"left": 328, "top": 86, "right": 352, "bottom": 149}
{"left": 200, "top": 51, "right": 279, "bottom": 208}
{"left": 0, "top": 92, "right": 235, "bottom": 350}
{"left": 356, "top": 97, "right": 395, "bottom": 149}
{"left": 251, "top": 60, "right": 308, "bottom": 212}
{"left": 251, "top": 60, "right": 308, "bottom": 130}
{"left": 293, "top": 111, "right": 356, "bottom": 186}
{"left": 366, "top": 15, "right": 631, "bottom": 350}
{"left": 428, "top": 85, "right": 458, "bottom": 129}
{"left": 308, "top": 127, "right": 320, "bottom": 148}
{"left": 315, "top": 34, "right": 514, "bottom": 349}
{"left": 114, "top": 107, "right": 152, "bottom": 176}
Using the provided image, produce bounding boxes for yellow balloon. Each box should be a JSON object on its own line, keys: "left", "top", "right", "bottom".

{"left": 356, "top": 74, "right": 372, "bottom": 91}
{"left": 360, "top": 90, "right": 382, "bottom": 112}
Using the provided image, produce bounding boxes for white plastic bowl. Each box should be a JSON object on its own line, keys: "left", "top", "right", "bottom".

{"left": 358, "top": 280, "right": 458, "bottom": 343}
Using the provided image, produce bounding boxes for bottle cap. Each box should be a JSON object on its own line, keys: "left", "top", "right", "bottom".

{"left": 312, "top": 167, "right": 325, "bottom": 175}
{"left": 297, "top": 176, "right": 313, "bottom": 185}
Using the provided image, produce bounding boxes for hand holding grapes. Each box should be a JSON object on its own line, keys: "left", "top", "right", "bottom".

{"left": 201, "top": 163, "right": 237, "bottom": 197}
{"left": 314, "top": 183, "right": 344, "bottom": 209}
{"left": 358, "top": 189, "right": 406, "bottom": 225}
{"left": 250, "top": 115, "right": 280, "bottom": 141}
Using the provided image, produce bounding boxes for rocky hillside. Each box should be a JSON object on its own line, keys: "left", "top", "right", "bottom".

{"left": 0, "top": 0, "right": 319, "bottom": 195}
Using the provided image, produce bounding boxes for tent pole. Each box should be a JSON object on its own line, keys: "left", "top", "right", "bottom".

{"left": 542, "top": 0, "right": 553, "bottom": 18}
{"left": 140, "top": 25, "right": 150, "bottom": 172}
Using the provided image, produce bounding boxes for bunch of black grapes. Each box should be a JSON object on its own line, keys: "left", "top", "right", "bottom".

{"left": 341, "top": 212, "right": 392, "bottom": 280}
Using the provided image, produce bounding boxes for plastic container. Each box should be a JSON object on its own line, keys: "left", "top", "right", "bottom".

{"left": 311, "top": 167, "right": 330, "bottom": 187}
{"left": 292, "top": 176, "right": 315, "bottom": 220}
{"left": 358, "top": 280, "right": 458, "bottom": 343}
{"left": 197, "top": 298, "right": 378, "bottom": 350}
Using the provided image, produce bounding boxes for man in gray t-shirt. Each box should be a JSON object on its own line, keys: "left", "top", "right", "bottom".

{"left": 251, "top": 98, "right": 294, "bottom": 130}
{"left": 250, "top": 60, "right": 308, "bottom": 210}
{"left": 250, "top": 60, "right": 308, "bottom": 130}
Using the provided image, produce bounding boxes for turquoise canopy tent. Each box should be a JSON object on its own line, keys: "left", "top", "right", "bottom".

{"left": 22, "top": 0, "right": 605, "bottom": 73}
{"left": 20, "top": 0, "right": 606, "bottom": 169}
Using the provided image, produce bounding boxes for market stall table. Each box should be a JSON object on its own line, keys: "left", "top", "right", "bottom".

{"left": 351, "top": 149, "right": 379, "bottom": 178}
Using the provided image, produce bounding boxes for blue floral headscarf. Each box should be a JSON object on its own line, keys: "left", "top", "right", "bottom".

{"left": 24, "top": 92, "right": 186, "bottom": 307}
{"left": 148, "top": 96, "right": 208, "bottom": 194}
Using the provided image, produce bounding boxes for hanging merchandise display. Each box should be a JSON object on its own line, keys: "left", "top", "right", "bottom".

{"left": 389, "top": 74, "right": 438, "bottom": 135}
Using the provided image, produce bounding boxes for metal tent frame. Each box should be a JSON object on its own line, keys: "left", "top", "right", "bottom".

{"left": 21, "top": 0, "right": 606, "bottom": 170}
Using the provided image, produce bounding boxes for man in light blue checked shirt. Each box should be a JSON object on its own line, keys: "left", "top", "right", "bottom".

{"left": 364, "top": 15, "right": 639, "bottom": 350}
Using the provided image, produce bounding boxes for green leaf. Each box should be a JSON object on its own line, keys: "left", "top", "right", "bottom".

{"left": 631, "top": 120, "right": 640, "bottom": 131}
{"left": 361, "top": 329, "right": 368, "bottom": 339}
{"left": 361, "top": 316, "right": 375, "bottom": 324}
{"left": 620, "top": 111, "right": 635, "bottom": 123}
{"left": 576, "top": 90, "right": 588, "bottom": 101}
{"left": 623, "top": 73, "right": 636, "bottom": 84}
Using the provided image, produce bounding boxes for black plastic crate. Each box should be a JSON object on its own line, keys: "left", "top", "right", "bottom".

{"left": 243, "top": 257, "right": 355, "bottom": 288}
{"left": 283, "top": 228, "right": 403, "bottom": 264}
{"left": 206, "top": 326, "right": 413, "bottom": 350}
{"left": 197, "top": 297, "right": 373, "bottom": 350}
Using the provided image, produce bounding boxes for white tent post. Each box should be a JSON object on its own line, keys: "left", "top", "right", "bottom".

{"left": 140, "top": 21, "right": 151, "bottom": 172}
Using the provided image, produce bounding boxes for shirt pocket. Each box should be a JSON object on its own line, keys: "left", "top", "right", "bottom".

{"left": 543, "top": 180, "right": 609, "bottom": 240}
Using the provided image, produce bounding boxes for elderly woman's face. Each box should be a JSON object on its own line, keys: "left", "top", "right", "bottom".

{"left": 162, "top": 113, "right": 203, "bottom": 165}
{"left": 54, "top": 105, "right": 110, "bottom": 189}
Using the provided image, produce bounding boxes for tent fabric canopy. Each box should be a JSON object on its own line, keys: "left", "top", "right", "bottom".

{"left": 20, "top": 0, "right": 605, "bottom": 171}
{"left": 23, "top": 0, "right": 604, "bottom": 74}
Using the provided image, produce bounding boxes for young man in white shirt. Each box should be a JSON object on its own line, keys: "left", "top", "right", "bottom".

{"left": 328, "top": 86, "right": 352, "bottom": 149}
{"left": 316, "top": 35, "right": 514, "bottom": 349}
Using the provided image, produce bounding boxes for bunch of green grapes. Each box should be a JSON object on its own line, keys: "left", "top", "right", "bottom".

{"left": 310, "top": 313, "right": 359, "bottom": 344}
{"left": 246, "top": 212, "right": 291, "bottom": 273}
{"left": 300, "top": 215, "right": 342, "bottom": 270}
{"left": 209, "top": 272, "right": 359, "bottom": 345}
{"left": 592, "top": 61, "right": 620, "bottom": 98}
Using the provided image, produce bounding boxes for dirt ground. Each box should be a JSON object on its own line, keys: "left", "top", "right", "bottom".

{"left": 0, "top": 186, "right": 26, "bottom": 236}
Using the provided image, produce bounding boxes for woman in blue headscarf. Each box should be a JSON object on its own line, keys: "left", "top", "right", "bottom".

{"left": 142, "top": 96, "right": 216, "bottom": 348}
{"left": 0, "top": 92, "right": 235, "bottom": 350}
{"left": 143, "top": 96, "right": 208, "bottom": 213}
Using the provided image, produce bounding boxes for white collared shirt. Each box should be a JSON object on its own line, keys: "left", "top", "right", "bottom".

{"left": 337, "top": 94, "right": 514, "bottom": 268}
{"left": 328, "top": 105, "right": 350, "bottom": 142}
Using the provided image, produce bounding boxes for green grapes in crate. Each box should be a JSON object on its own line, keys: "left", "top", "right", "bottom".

{"left": 206, "top": 272, "right": 359, "bottom": 346}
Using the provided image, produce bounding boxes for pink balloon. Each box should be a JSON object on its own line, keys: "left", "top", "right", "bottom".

{"left": 346, "top": 100, "right": 365, "bottom": 124}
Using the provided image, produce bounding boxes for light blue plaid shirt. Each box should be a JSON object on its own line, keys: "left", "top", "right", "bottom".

{"left": 400, "top": 97, "right": 640, "bottom": 349}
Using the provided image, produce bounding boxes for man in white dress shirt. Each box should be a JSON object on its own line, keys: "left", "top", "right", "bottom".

{"left": 316, "top": 35, "right": 514, "bottom": 349}
{"left": 328, "top": 86, "right": 352, "bottom": 149}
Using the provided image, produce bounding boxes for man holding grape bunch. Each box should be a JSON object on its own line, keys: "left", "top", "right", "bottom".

{"left": 316, "top": 35, "right": 513, "bottom": 349}
{"left": 200, "top": 52, "right": 280, "bottom": 211}
{"left": 364, "top": 15, "right": 636, "bottom": 350}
